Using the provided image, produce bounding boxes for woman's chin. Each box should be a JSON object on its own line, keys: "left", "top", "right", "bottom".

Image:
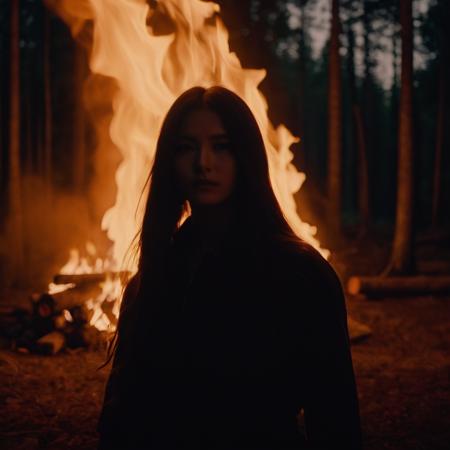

{"left": 190, "top": 194, "right": 231, "bottom": 208}
{"left": 192, "top": 199, "right": 224, "bottom": 207}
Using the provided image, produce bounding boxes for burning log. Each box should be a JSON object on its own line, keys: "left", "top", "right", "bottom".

{"left": 347, "top": 276, "right": 450, "bottom": 297}
{"left": 8, "top": 295, "right": 59, "bottom": 353}
{"left": 49, "top": 283, "right": 103, "bottom": 310}
{"left": 53, "top": 271, "right": 130, "bottom": 285}
{"left": 1, "top": 288, "right": 109, "bottom": 355}
{"left": 63, "top": 308, "right": 92, "bottom": 349}
{"left": 31, "top": 294, "right": 56, "bottom": 337}
{"left": 1, "top": 263, "right": 123, "bottom": 354}
{"left": 35, "top": 331, "right": 66, "bottom": 355}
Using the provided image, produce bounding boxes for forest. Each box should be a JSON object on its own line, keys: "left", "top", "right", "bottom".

{"left": 0, "top": 0, "right": 449, "bottom": 285}
{"left": 0, "top": 1, "right": 449, "bottom": 449}
{"left": 0, "top": 0, "right": 449, "bottom": 282}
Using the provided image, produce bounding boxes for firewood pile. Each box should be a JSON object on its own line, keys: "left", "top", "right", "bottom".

{"left": 0, "top": 273, "right": 124, "bottom": 355}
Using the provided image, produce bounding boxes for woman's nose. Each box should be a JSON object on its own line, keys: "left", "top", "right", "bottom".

{"left": 197, "top": 143, "right": 213, "bottom": 171}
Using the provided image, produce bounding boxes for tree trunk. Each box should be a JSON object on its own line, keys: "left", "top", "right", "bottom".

{"left": 360, "top": 0, "right": 373, "bottom": 232}
{"left": 44, "top": 9, "right": 53, "bottom": 201}
{"left": 327, "top": 0, "right": 343, "bottom": 236}
{"left": 0, "top": 63, "right": 3, "bottom": 186}
{"left": 297, "top": 2, "right": 307, "bottom": 140}
{"left": 37, "top": 97, "right": 44, "bottom": 177}
{"left": 8, "top": 0, "right": 25, "bottom": 282}
{"left": 384, "top": 0, "right": 414, "bottom": 275}
{"left": 348, "top": 275, "right": 450, "bottom": 297}
{"left": 431, "top": 56, "right": 445, "bottom": 227}
{"left": 392, "top": 18, "right": 400, "bottom": 105}
{"left": 354, "top": 108, "right": 370, "bottom": 230}
{"left": 346, "top": 20, "right": 370, "bottom": 234}
{"left": 389, "top": 18, "right": 399, "bottom": 221}
{"left": 73, "top": 43, "right": 87, "bottom": 192}
{"left": 53, "top": 272, "right": 130, "bottom": 285}
{"left": 25, "top": 65, "right": 33, "bottom": 174}
{"left": 292, "top": 1, "right": 308, "bottom": 173}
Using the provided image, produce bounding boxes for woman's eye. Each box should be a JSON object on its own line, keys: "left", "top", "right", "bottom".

{"left": 175, "top": 143, "right": 196, "bottom": 154}
{"left": 213, "top": 141, "right": 232, "bottom": 152}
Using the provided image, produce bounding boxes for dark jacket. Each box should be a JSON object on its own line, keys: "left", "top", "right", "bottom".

{"left": 97, "top": 221, "right": 362, "bottom": 449}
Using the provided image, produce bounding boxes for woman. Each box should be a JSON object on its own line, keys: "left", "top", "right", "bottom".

{"left": 97, "top": 86, "right": 362, "bottom": 449}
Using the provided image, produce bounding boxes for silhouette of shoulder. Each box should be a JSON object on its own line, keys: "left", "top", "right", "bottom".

{"left": 256, "top": 234, "right": 347, "bottom": 322}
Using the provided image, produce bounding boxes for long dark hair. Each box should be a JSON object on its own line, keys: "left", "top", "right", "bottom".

{"left": 105, "top": 85, "right": 299, "bottom": 365}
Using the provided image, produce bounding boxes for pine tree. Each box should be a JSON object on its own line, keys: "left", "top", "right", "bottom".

{"left": 8, "top": 0, "right": 25, "bottom": 283}
{"left": 327, "top": 0, "right": 343, "bottom": 236}
{"left": 384, "top": 0, "right": 414, "bottom": 275}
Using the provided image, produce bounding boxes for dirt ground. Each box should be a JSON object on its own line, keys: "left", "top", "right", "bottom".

{"left": 1, "top": 236, "right": 449, "bottom": 450}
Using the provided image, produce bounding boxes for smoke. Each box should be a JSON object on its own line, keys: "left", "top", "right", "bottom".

{"left": 0, "top": 71, "right": 120, "bottom": 289}
{"left": 0, "top": 177, "right": 98, "bottom": 289}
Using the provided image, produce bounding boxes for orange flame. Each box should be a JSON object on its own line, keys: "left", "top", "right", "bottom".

{"left": 47, "top": 0, "right": 328, "bottom": 330}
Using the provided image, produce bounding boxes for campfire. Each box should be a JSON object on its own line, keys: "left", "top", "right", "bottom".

{"left": 0, "top": 263, "right": 128, "bottom": 355}
{"left": 0, "top": 0, "right": 329, "bottom": 354}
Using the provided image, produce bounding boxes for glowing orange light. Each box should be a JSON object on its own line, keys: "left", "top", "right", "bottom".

{"left": 47, "top": 0, "right": 328, "bottom": 331}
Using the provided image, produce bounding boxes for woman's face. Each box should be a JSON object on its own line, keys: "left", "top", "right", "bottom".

{"left": 174, "top": 108, "right": 237, "bottom": 207}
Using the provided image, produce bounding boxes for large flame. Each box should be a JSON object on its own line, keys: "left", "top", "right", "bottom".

{"left": 47, "top": 0, "right": 328, "bottom": 330}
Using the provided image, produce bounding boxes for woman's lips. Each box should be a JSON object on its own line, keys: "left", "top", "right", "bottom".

{"left": 193, "top": 179, "right": 219, "bottom": 188}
